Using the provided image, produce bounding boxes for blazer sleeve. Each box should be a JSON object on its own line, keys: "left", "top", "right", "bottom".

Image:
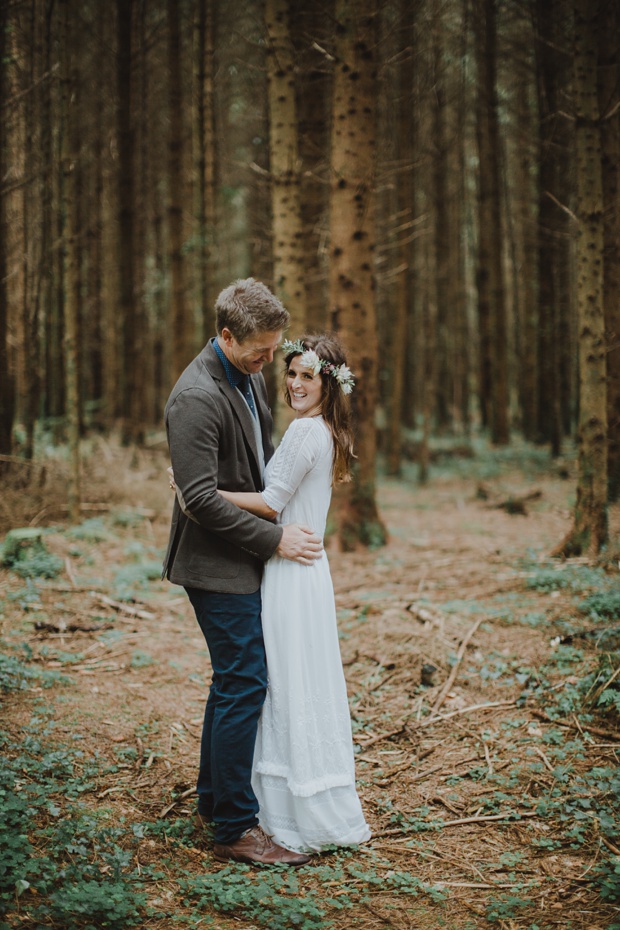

{"left": 167, "top": 386, "right": 282, "bottom": 560}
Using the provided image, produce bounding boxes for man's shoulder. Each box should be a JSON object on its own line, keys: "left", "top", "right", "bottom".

{"left": 165, "top": 346, "right": 223, "bottom": 413}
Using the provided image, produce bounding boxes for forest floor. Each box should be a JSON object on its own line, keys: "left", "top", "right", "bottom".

{"left": 1, "top": 435, "right": 620, "bottom": 930}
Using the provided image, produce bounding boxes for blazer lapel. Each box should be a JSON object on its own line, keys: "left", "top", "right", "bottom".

{"left": 202, "top": 342, "right": 263, "bottom": 480}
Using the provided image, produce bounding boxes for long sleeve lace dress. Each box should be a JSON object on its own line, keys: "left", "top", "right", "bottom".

{"left": 252, "top": 416, "right": 371, "bottom": 852}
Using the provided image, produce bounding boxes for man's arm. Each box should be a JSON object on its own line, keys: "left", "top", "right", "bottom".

{"left": 216, "top": 488, "right": 323, "bottom": 564}
{"left": 167, "top": 387, "right": 282, "bottom": 561}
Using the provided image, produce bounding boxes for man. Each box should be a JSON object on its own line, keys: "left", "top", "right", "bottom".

{"left": 163, "top": 278, "right": 321, "bottom": 867}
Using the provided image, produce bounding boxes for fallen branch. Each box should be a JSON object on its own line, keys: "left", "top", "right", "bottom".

{"left": 94, "top": 594, "right": 155, "bottom": 621}
{"left": 531, "top": 745, "right": 555, "bottom": 774}
{"left": 601, "top": 836, "right": 620, "bottom": 856}
{"left": 491, "top": 489, "right": 542, "bottom": 515}
{"left": 354, "top": 724, "right": 406, "bottom": 749}
{"left": 34, "top": 619, "right": 114, "bottom": 634}
{"left": 374, "top": 809, "right": 539, "bottom": 838}
{"left": 530, "top": 709, "right": 620, "bottom": 741}
{"left": 426, "top": 617, "right": 486, "bottom": 721}
{"left": 159, "top": 785, "right": 196, "bottom": 818}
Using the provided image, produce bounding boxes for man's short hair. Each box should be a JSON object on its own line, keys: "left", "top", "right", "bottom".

{"left": 215, "top": 278, "right": 290, "bottom": 342}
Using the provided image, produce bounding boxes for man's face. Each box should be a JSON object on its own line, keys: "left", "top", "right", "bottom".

{"left": 220, "top": 328, "right": 283, "bottom": 375}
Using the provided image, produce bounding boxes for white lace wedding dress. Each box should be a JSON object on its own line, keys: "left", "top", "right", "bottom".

{"left": 252, "top": 416, "right": 371, "bottom": 852}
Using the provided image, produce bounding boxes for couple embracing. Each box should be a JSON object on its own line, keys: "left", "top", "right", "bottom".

{"left": 163, "top": 278, "right": 370, "bottom": 867}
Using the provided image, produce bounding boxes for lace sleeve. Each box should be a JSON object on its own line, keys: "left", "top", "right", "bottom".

{"left": 261, "top": 419, "right": 327, "bottom": 514}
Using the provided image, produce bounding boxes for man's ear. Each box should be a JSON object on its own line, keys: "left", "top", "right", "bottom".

{"left": 220, "top": 327, "right": 234, "bottom": 347}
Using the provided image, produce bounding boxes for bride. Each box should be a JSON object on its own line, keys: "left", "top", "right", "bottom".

{"left": 217, "top": 333, "right": 371, "bottom": 853}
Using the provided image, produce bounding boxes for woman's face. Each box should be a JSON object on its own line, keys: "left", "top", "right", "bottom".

{"left": 286, "top": 356, "right": 324, "bottom": 417}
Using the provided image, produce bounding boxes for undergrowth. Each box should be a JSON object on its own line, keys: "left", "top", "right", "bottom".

{"left": 0, "top": 726, "right": 147, "bottom": 929}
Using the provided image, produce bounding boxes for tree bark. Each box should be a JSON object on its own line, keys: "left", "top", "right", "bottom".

{"left": 265, "top": 0, "right": 306, "bottom": 324}
{"left": 116, "top": 0, "right": 142, "bottom": 443}
{"left": 0, "top": 0, "right": 15, "bottom": 458}
{"left": 196, "top": 0, "right": 218, "bottom": 341}
{"left": 59, "top": 0, "right": 81, "bottom": 521}
{"left": 168, "top": 0, "right": 193, "bottom": 380}
{"left": 556, "top": 0, "right": 607, "bottom": 555}
{"left": 598, "top": 0, "right": 620, "bottom": 501}
{"left": 535, "top": 0, "right": 567, "bottom": 454}
{"left": 386, "top": 0, "right": 416, "bottom": 476}
{"left": 475, "top": 0, "right": 509, "bottom": 445}
{"left": 265, "top": 0, "right": 306, "bottom": 435}
{"left": 329, "top": 0, "right": 386, "bottom": 550}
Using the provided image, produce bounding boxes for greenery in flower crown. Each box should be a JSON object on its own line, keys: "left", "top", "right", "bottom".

{"left": 281, "top": 339, "right": 355, "bottom": 394}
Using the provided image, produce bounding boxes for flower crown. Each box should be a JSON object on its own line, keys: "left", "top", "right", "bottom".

{"left": 282, "top": 339, "right": 355, "bottom": 395}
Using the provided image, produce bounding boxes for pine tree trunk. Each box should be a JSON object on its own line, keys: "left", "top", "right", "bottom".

{"left": 168, "top": 0, "right": 193, "bottom": 380}
{"left": 196, "top": 0, "right": 218, "bottom": 341}
{"left": 432, "top": 3, "right": 452, "bottom": 432}
{"left": 535, "top": 0, "right": 565, "bottom": 454}
{"left": 329, "top": 0, "right": 386, "bottom": 550}
{"left": 386, "top": 0, "right": 416, "bottom": 476}
{"left": 0, "top": 0, "right": 15, "bottom": 458}
{"left": 598, "top": 0, "right": 620, "bottom": 501}
{"left": 292, "top": 2, "right": 331, "bottom": 333}
{"left": 265, "top": 0, "right": 306, "bottom": 324}
{"left": 475, "top": 0, "right": 509, "bottom": 444}
{"left": 265, "top": 0, "right": 306, "bottom": 436}
{"left": 117, "top": 0, "right": 141, "bottom": 444}
{"left": 556, "top": 0, "right": 607, "bottom": 555}
{"left": 59, "top": 0, "right": 81, "bottom": 521}
{"left": 513, "top": 31, "right": 538, "bottom": 442}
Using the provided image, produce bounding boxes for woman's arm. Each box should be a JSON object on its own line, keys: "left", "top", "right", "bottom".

{"left": 218, "top": 489, "right": 277, "bottom": 520}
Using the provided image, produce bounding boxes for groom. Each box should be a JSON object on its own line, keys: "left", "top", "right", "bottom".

{"left": 163, "top": 278, "right": 321, "bottom": 867}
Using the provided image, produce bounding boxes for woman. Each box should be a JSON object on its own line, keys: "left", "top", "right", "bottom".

{"left": 217, "top": 333, "right": 370, "bottom": 853}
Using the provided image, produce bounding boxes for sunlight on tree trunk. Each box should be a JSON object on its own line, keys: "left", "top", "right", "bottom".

{"left": 555, "top": 0, "right": 607, "bottom": 557}
{"left": 329, "top": 0, "right": 386, "bottom": 550}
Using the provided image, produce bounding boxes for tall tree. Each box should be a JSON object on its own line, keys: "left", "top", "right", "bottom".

{"left": 167, "top": 0, "right": 193, "bottom": 379}
{"left": 0, "top": 0, "right": 14, "bottom": 459}
{"left": 598, "top": 0, "right": 620, "bottom": 500}
{"left": 556, "top": 0, "right": 607, "bottom": 555}
{"left": 475, "top": 0, "right": 509, "bottom": 444}
{"left": 195, "top": 0, "right": 218, "bottom": 340}
{"left": 265, "top": 0, "right": 307, "bottom": 434}
{"left": 386, "top": 0, "right": 416, "bottom": 476}
{"left": 535, "top": 0, "right": 567, "bottom": 454}
{"left": 329, "top": 0, "right": 386, "bottom": 549}
{"left": 59, "top": 0, "right": 81, "bottom": 520}
{"left": 116, "top": 0, "right": 141, "bottom": 443}
{"left": 265, "top": 0, "right": 306, "bottom": 326}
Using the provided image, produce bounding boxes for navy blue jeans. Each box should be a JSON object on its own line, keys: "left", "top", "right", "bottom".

{"left": 185, "top": 587, "right": 267, "bottom": 845}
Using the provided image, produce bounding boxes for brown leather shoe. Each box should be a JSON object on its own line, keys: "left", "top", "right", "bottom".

{"left": 213, "top": 825, "right": 311, "bottom": 867}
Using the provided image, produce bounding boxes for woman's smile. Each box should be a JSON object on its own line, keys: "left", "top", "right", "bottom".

{"left": 287, "top": 357, "right": 323, "bottom": 417}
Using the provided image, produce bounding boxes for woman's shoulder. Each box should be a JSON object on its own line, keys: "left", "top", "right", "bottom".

{"left": 281, "top": 416, "right": 331, "bottom": 453}
{"left": 285, "top": 415, "right": 330, "bottom": 439}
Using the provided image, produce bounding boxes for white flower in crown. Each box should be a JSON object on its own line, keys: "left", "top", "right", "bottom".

{"left": 335, "top": 364, "right": 354, "bottom": 394}
{"left": 299, "top": 349, "right": 322, "bottom": 376}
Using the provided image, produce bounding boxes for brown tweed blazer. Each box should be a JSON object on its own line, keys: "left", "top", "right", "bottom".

{"left": 162, "top": 339, "right": 283, "bottom": 594}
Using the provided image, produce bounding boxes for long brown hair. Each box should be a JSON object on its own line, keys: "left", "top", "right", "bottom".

{"left": 283, "top": 333, "right": 354, "bottom": 484}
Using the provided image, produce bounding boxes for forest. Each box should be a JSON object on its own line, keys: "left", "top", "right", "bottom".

{"left": 1, "top": 0, "right": 620, "bottom": 928}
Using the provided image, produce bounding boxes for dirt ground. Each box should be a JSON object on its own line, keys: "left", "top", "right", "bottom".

{"left": 1, "top": 437, "right": 620, "bottom": 929}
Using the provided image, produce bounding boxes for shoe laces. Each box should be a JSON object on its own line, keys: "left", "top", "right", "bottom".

{"left": 244, "top": 825, "right": 275, "bottom": 850}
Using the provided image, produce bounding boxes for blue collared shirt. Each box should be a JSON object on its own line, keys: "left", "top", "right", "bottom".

{"left": 213, "top": 337, "right": 244, "bottom": 389}
{"left": 213, "top": 337, "right": 257, "bottom": 418}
